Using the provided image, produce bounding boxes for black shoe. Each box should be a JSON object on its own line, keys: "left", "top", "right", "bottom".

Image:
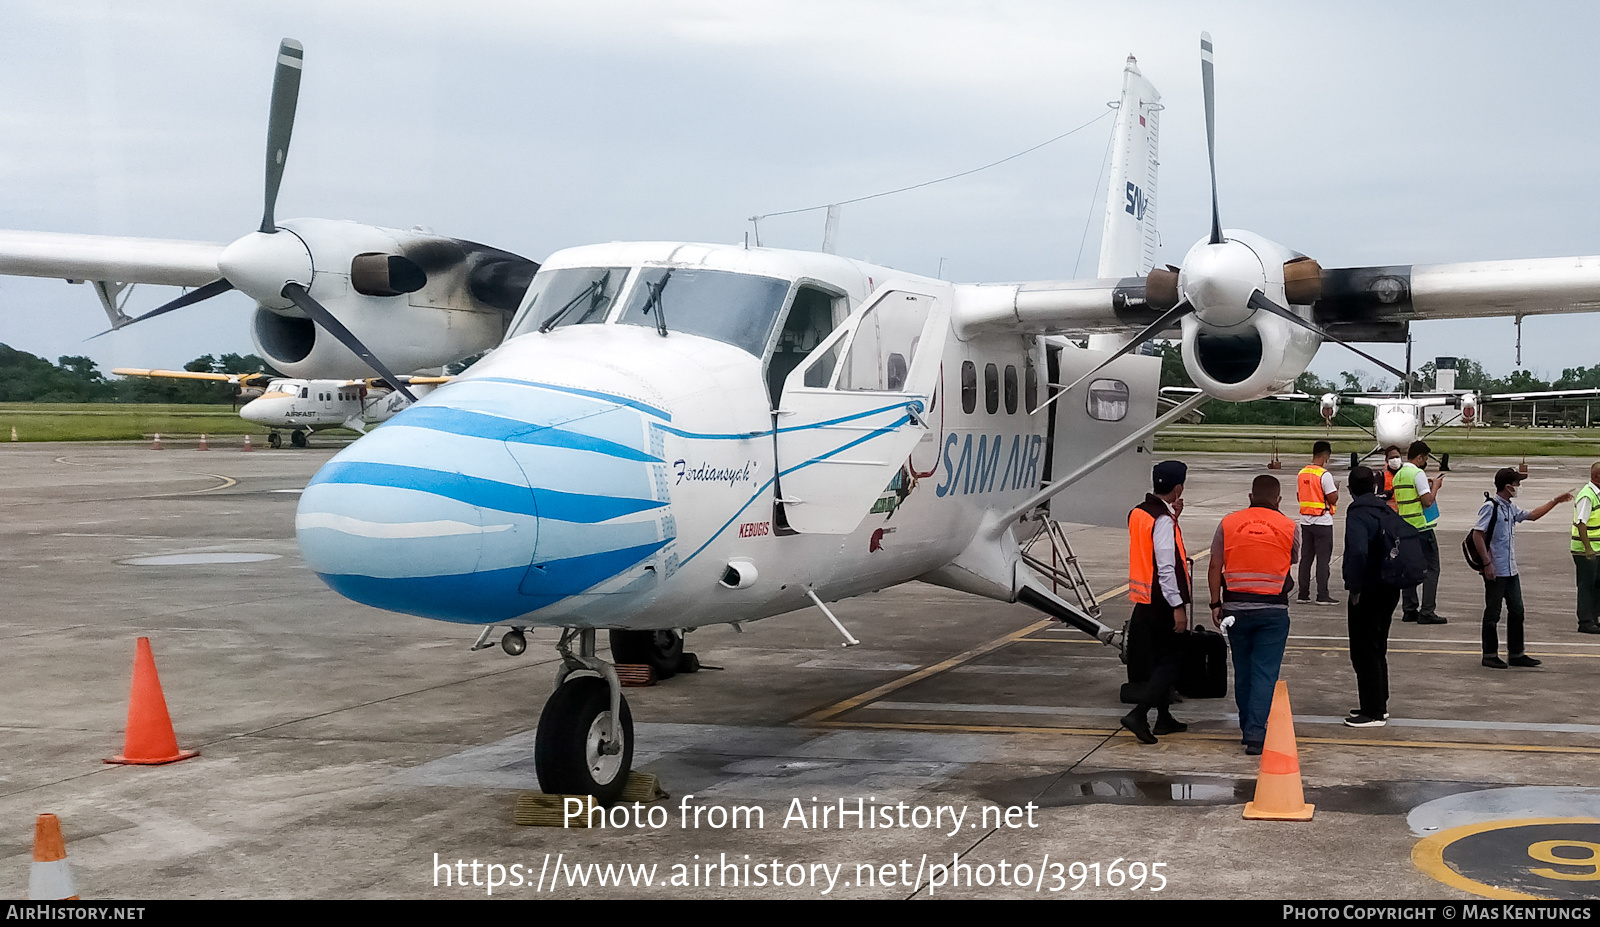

{"left": 1121, "top": 710, "right": 1157, "bottom": 744}
{"left": 1418, "top": 616, "right": 1448, "bottom": 625}
{"left": 1153, "top": 714, "right": 1188, "bottom": 735}
{"left": 1580, "top": 624, "right": 1600, "bottom": 635}
{"left": 1509, "top": 654, "right": 1542, "bottom": 667}
{"left": 1296, "top": 597, "right": 1311, "bottom": 604}
{"left": 1245, "top": 742, "right": 1264, "bottom": 756}
{"left": 1315, "top": 597, "right": 1340, "bottom": 607}
{"left": 1482, "top": 655, "right": 1509, "bottom": 668}
{"left": 1402, "top": 614, "right": 1419, "bottom": 622}
{"left": 1346, "top": 709, "right": 1390, "bottom": 720}
{"left": 1343, "top": 714, "right": 1386, "bottom": 728}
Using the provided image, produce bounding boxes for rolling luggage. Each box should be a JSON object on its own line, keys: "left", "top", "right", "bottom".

{"left": 1177, "top": 624, "right": 1228, "bottom": 699}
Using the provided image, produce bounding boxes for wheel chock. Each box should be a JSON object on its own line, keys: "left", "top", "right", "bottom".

{"left": 616, "top": 664, "right": 655, "bottom": 687}
{"left": 514, "top": 793, "right": 597, "bottom": 827}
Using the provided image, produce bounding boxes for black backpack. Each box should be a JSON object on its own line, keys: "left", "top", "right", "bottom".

{"left": 1462, "top": 492, "right": 1501, "bottom": 574}
{"left": 1376, "top": 507, "right": 1427, "bottom": 587}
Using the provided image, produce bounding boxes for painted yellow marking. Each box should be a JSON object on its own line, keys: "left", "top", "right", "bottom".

{"left": 800, "top": 551, "right": 1201, "bottom": 724}
{"left": 1412, "top": 818, "right": 1600, "bottom": 900}
{"left": 813, "top": 719, "right": 1600, "bottom": 754}
{"left": 187, "top": 473, "right": 238, "bottom": 494}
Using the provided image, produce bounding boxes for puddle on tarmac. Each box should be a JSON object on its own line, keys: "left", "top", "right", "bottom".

{"left": 983, "top": 771, "right": 1498, "bottom": 814}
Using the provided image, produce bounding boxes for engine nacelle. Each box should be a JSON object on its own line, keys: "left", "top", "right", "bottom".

{"left": 1178, "top": 310, "right": 1322, "bottom": 402}
{"left": 1461, "top": 393, "right": 1479, "bottom": 425}
{"left": 1319, "top": 392, "right": 1340, "bottom": 424}
{"left": 248, "top": 218, "right": 536, "bottom": 379}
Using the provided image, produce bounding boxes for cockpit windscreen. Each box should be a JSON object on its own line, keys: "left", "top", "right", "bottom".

{"left": 617, "top": 268, "right": 790, "bottom": 356}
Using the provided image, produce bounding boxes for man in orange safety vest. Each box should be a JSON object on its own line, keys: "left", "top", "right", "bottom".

{"left": 1122, "top": 459, "right": 1192, "bottom": 745}
{"left": 1296, "top": 440, "right": 1340, "bottom": 606}
{"left": 1208, "top": 474, "right": 1301, "bottom": 755}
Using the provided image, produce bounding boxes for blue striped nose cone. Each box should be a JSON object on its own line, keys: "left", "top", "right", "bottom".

{"left": 296, "top": 376, "right": 676, "bottom": 624}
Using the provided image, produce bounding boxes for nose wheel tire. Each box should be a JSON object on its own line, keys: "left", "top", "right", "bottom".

{"left": 268, "top": 431, "right": 283, "bottom": 449}
{"left": 608, "top": 629, "right": 684, "bottom": 679}
{"left": 534, "top": 676, "right": 633, "bottom": 804}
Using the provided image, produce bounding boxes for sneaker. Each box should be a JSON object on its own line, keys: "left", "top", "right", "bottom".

{"left": 1315, "top": 598, "right": 1340, "bottom": 607}
{"left": 1346, "top": 709, "right": 1390, "bottom": 720}
{"left": 1343, "top": 714, "right": 1386, "bottom": 728}
{"left": 1153, "top": 714, "right": 1188, "bottom": 735}
{"left": 1418, "top": 616, "right": 1448, "bottom": 625}
{"left": 1296, "top": 597, "right": 1310, "bottom": 604}
{"left": 1121, "top": 710, "right": 1157, "bottom": 744}
{"left": 1509, "top": 654, "right": 1542, "bottom": 667}
{"left": 1482, "top": 655, "right": 1509, "bottom": 669}
{"left": 1245, "top": 742, "right": 1264, "bottom": 756}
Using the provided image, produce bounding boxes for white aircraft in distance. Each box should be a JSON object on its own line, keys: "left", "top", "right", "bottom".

{"left": 1293, "top": 351, "right": 1600, "bottom": 467}
{"left": 0, "top": 40, "right": 539, "bottom": 400}
{"left": 287, "top": 34, "right": 1600, "bottom": 803}
{"left": 114, "top": 368, "right": 449, "bottom": 448}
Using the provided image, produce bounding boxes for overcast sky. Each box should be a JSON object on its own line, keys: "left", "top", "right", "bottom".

{"left": 1, "top": 1, "right": 1597, "bottom": 384}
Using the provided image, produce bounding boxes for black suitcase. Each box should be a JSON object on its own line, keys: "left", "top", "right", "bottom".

{"left": 1177, "top": 625, "right": 1228, "bottom": 699}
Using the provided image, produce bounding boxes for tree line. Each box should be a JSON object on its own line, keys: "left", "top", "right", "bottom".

{"left": 0, "top": 344, "right": 278, "bottom": 403}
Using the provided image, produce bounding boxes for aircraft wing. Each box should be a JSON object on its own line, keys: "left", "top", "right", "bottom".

{"left": 1483, "top": 387, "right": 1600, "bottom": 402}
{"left": 113, "top": 368, "right": 268, "bottom": 385}
{"left": 1159, "top": 386, "right": 1311, "bottom": 401}
{"left": 0, "top": 230, "right": 224, "bottom": 288}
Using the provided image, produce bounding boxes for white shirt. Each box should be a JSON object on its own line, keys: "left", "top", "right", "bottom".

{"left": 1576, "top": 481, "right": 1600, "bottom": 525}
{"left": 1150, "top": 500, "right": 1186, "bottom": 606}
{"left": 1296, "top": 470, "right": 1339, "bottom": 527}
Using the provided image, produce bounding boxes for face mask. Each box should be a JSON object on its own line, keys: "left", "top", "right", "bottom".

{"left": 1386, "top": 458, "right": 1401, "bottom": 471}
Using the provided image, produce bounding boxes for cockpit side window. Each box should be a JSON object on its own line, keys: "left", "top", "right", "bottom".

{"left": 505, "top": 266, "right": 631, "bottom": 339}
{"left": 768, "top": 285, "right": 844, "bottom": 406}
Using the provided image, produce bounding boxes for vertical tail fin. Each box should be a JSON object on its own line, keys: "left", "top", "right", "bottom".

{"left": 1096, "top": 56, "right": 1162, "bottom": 279}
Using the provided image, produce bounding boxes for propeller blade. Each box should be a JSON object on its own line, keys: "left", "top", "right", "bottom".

{"left": 1245, "top": 290, "right": 1409, "bottom": 383}
{"left": 1032, "top": 301, "right": 1193, "bottom": 415}
{"left": 1200, "top": 32, "right": 1222, "bottom": 245}
{"left": 281, "top": 282, "right": 417, "bottom": 402}
{"left": 86, "top": 278, "right": 235, "bottom": 339}
{"left": 261, "top": 39, "right": 304, "bottom": 233}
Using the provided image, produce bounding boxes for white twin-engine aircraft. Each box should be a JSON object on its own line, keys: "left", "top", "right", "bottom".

{"left": 10, "top": 36, "right": 1600, "bottom": 803}
{"left": 112, "top": 368, "right": 449, "bottom": 447}
{"left": 0, "top": 40, "right": 538, "bottom": 402}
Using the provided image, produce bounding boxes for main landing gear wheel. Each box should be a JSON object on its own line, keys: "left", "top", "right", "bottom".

{"left": 534, "top": 675, "right": 633, "bottom": 804}
{"left": 268, "top": 431, "right": 283, "bottom": 449}
{"left": 290, "top": 429, "right": 309, "bottom": 448}
{"left": 609, "top": 629, "right": 684, "bottom": 679}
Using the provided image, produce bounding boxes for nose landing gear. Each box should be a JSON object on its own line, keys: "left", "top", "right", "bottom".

{"left": 536, "top": 628, "right": 633, "bottom": 804}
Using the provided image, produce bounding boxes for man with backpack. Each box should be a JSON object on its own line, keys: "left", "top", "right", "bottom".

{"left": 1471, "top": 468, "right": 1573, "bottom": 668}
{"left": 1341, "top": 466, "right": 1411, "bottom": 728}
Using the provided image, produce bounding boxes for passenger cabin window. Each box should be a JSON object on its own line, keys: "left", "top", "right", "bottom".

{"left": 300, "top": 387, "right": 308, "bottom": 399}
{"left": 961, "top": 362, "right": 976, "bottom": 413}
{"left": 619, "top": 268, "right": 790, "bottom": 357}
{"left": 769, "top": 285, "right": 844, "bottom": 405}
{"left": 984, "top": 364, "right": 999, "bottom": 414}
{"left": 505, "top": 266, "right": 629, "bottom": 338}
{"left": 1004, "top": 365, "right": 1018, "bottom": 414}
{"left": 1087, "top": 378, "right": 1130, "bottom": 421}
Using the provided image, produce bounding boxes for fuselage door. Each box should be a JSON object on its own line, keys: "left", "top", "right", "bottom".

{"left": 774, "top": 283, "right": 949, "bottom": 534}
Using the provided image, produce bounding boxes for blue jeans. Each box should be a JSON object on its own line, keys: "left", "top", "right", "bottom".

{"left": 1225, "top": 607, "right": 1291, "bottom": 746}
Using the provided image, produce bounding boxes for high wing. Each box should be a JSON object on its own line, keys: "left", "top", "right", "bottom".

{"left": 113, "top": 368, "right": 271, "bottom": 386}
{"left": 1483, "top": 387, "right": 1600, "bottom": 403}
{"left": 0, "top": 231, "right": 224, "bottom": 290}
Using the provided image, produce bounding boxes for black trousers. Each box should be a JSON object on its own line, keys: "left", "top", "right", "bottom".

{"left": 1127, "top": 601, "right": 1186, "bottom": 712}
{"left": 1483, "top": 575, "right": 1526, "bottom": 657}
{"left": 1298, "top": 523, "right": 1335, "bottom": 601}
{"left": 1348, "top": 585, "right": 1400, "bottom": 718}
{"left": 1577, "top": 554, "right": 1600, "bottom": 630}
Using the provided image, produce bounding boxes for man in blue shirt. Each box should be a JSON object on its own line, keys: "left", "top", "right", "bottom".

{"left": 1471, "top": 468, "right": 1573, "bottom": 668}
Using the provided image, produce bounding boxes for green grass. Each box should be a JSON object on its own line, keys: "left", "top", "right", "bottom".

{"left": 0, "top": 403, "right": 263, "bottom": 442}
{"left": 1155, "top": 424, "right": 1600, "bottom": 458}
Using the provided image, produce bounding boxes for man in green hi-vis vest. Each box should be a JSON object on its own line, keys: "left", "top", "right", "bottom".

{"left": 1394, "top": 440, "right": 1446, "bottom": 624}
{"left": 1573, "top": 461, "right": 1600, "bottom": 634}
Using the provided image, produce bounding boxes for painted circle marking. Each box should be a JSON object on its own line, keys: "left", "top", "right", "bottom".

{"left": 121, "top": 553, "right": 282, "bottom": 566}
{"left": 1412, "top": 817, "right": 1600, "bottom": 900}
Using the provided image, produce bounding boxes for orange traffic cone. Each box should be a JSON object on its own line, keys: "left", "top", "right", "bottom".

{"left": 105, "top": 637, "right": 199, "bottom": 766}
{"left": 1243, "top": 681, "right": 1314, "bottom": 821}
{"left": 243, "top": 435, "right": 253, "bottom": 452}
{"left": 151, "top": 433, "right": 162, "bottom": 450}
{"left": 198, "top": 433, "right": 209, "bottom": 450}
{"left": 30, "top": 814, "right": 78, "bottom": 899}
